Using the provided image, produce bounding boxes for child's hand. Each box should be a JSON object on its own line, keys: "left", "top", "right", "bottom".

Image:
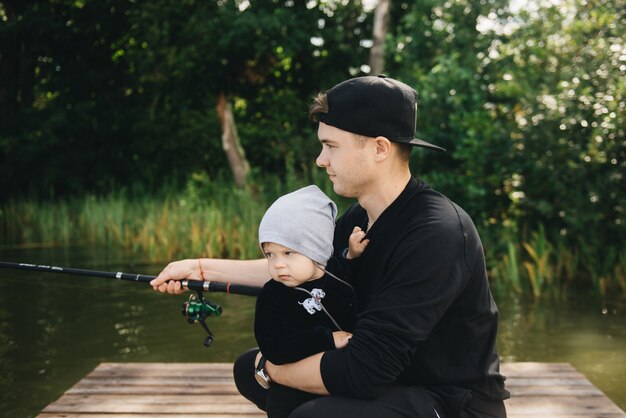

{"left": 332, "top": 331, "right": 353, "bottom": 348}
{"left": 347, "top": 226, "right": 369, "bottom": 259}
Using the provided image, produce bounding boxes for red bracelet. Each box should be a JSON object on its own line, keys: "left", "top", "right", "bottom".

{"left": 198, "top": 258, "right": 205, "bottom": 280}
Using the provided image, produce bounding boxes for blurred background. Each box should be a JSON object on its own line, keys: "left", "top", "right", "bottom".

{"left": 0, "top": 0, "right": 624, "bottom": 416}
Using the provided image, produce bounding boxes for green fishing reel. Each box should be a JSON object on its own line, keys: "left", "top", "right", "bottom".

{"left": 181, "top": 291, "right": 222, "bottom": 347}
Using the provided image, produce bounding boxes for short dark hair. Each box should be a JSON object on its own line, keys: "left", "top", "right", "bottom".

{"left": 309, "top": 92, "right": 328, "bottom": 122}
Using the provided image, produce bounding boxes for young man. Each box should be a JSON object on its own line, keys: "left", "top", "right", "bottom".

{"left": 151, "top": 75, "right": 509, "bottom": 417}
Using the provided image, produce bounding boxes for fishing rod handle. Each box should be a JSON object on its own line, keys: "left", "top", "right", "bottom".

{"left": 181, "top": 279, "right": 260, "bottom": 296}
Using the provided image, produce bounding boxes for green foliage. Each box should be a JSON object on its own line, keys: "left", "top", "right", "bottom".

{"left": 0, "top": 0, "right": 624, "bottom": 296}
{"left": 0, "top": 160, "right": 345, "bottom": 261}
{"left": 490, "top": 0, "right": 625, "bottom": 250}
{"left": 502, "top": 241, "right": 521, "bottom": 294}
{"left": 522, "top": 225, "right": 553, "bottom": 298}
{"left": 0, "top": 0, "right": 369, "bottom": 197}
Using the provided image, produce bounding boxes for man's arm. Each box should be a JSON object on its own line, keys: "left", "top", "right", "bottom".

{"left": 263, "top": 352, "right": 330, "bottom": 395}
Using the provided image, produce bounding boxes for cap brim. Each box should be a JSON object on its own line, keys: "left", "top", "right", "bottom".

{"left": 408, "top": 138, "right": 446, "bottom": 152}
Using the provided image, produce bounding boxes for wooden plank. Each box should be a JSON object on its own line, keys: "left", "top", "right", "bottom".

{"left": 40, "top": 415, "right": 266, "bottom": 418}
{"left": 41, "top": 396, "right": 260, "bottom": 414}
{"left": 508, "top": 385, "right": 604, "bottom": 396}
{"left": 499, "top": 361, "right": 618, "bottom": 405}
{"left": 73, "top": 376, "right": 236, "bottom": 385}
{"left": 45, "top": 394, "right": 253, "bottom": 406}
{"left": 67, "top": 383, "right": 241, "bottom": 395}
{"left": 37, "top": 362, "right": 626, "bottom": 417}
{"left": 508, "top": 415, "right": 624, "bottom": 418}
{"left": 91, "top": 362, "right": 235, "bottom": 376}
{"left": 501, "top": 362, "right": 579, "bottom": 375}
{"left": 505, "top": 395, "right": 626, "bottom": 415}
{"left": 506, "top": 377, "right": 595, "bottom": 387}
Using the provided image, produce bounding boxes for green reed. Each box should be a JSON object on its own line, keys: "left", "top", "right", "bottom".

{"left": 1, "top": 170, "right": 623, "bottom": 299}
{"left": 486, "top": 224, "right": 625, "bottom": 299}
{"left": 0, "top": 166, "right": 341, "bottom": 264}
{"left": 500, "top": 242, "right": 522, "bottom": 294}
{"left": 522, "top": 225, "right": 553, "bottom": 298}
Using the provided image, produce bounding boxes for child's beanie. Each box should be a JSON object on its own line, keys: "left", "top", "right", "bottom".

{"left": 258, "top": 185, "right": 337, "bottom": 267}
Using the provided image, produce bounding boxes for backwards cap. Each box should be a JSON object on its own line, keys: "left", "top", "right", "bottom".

{"left": 318, "top": 74, "right": 445, "bottom": 152}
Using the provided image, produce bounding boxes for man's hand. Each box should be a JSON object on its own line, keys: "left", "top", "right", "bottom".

{"left": 264, "top": 352, "right": 329, "bottom": 395}
{"left": 332, "top": 331, "right": 353, "bottom": 349}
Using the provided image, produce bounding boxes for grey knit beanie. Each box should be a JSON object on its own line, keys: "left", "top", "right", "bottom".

{"left": 258, "top": 185, "right": 337, "bottom": 267}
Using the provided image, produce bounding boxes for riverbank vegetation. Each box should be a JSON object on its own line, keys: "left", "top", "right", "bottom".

{"left": 1, "top": 1, "right": 623, "bottom": 299}
{"left": 1, "top": 169, "right": 624, "bottom": 299}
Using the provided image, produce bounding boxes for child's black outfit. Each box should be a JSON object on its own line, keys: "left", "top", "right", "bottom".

{"left": 254, "top": 257, "right": 355, "bottom": 418}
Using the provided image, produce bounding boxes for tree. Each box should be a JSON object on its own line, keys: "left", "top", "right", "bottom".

{"left": 369, "top": 0, "right": 390, "bottom": 75}
{"left": 486, "top": 0, "right": 625, "bottom": 245}
{"left": 0, "top": 0, "right": 372, "bottom": 198}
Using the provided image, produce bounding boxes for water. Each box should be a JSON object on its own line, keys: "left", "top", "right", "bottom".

{"left": 0, "top": 247, "right": 624, "bottom": 417}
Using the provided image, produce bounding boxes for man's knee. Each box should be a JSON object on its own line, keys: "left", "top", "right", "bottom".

{"left": 233, "top": 348, "right": 257, "bottom": 384}
{"left": 289, "top": 396, "right": 365, "bottom": 418}
{"left": 289, "top": 398, "right": 327, "bottom": 418}
{"left": 288, "top": 386, "right": 449, "bottom": 418}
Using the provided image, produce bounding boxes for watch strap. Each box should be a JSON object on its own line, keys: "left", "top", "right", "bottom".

{"left": 256, "top": 355, "right": 267, "bottom": 372}
{"left": 254, "top": 355, "right": 271, "bottom": 389}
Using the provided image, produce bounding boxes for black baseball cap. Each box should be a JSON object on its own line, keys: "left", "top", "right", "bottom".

{"left": 318, "top": 75, "right": 445, "bottom": 152}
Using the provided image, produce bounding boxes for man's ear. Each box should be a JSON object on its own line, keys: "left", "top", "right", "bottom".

{"left": 373, "top": 136, "right": 392, "bottom": 161}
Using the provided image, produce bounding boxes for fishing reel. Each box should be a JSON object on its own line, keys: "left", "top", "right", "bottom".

{"left": 181, "top": 290, "right": 222, "bottom": 347}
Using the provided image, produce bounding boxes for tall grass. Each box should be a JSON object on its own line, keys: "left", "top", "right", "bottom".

{"left": 0, "top": 166, "right": 343, "bottom": 264}
{"left": 486, "top": 226, "right": 625, "bottom": 299}
{"left": 1, "top": 169, "right": 624, "bottom": 299}
{"left": 522, "top": 225, "right": 553, "bottom": 299}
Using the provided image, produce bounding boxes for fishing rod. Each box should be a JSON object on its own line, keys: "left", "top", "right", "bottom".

{"left": 0, "top": 261, "right": 261, "bottom": 348}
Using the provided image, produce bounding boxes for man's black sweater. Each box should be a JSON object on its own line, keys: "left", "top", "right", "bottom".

{"left": 320, "top": 178, "right": 509, "bottom": 407}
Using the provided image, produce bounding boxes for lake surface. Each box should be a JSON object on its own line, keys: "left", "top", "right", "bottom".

{"left": 0, "top": 246, "right": 624, "bottom": 417}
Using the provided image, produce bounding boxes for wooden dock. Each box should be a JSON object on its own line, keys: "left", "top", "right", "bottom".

{"left": 38, "top": 362, "right": 626, "bottom": 417}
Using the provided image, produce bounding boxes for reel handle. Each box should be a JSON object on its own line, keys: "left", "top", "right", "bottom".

{"left": 181, "top": 290, "right": 221, "bottom": 348}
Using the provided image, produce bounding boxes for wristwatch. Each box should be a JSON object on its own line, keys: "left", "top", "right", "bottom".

{"left": 255, "top": 355, "right": 271, "bottom": 389}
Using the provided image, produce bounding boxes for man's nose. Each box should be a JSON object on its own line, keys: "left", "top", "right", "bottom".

{"left": 316, "top": 150, "right": 328, "bottom": 167}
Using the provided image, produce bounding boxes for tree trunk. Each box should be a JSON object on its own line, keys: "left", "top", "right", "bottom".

{"left": 216, "top": 92, "right": 250, "bottom": 188}
{"left": 369, "top": 0, "right": 390, "bottom": 76}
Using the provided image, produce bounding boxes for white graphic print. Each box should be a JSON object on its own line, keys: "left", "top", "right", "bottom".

{"left": 299, "top": 288, "right": 326, "bottom": 314}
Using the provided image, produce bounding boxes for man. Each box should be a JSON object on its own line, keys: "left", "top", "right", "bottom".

{"left": 151, "top": 75, "right": 509, "bottom": 417}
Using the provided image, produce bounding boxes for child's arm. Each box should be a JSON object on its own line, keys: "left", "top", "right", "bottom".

{"left": 347, "top": 226, "right": 369, "bottom": 259}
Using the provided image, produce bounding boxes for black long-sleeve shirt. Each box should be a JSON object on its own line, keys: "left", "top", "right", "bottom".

{"left": 320, "top": 178, "right": 509, "bottom": 404}
{"left": 254, "top": 257, "right": 356, "bottom": 365}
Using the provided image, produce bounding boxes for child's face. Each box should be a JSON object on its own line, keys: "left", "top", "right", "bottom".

{"left": 262, "top": 242, "right": 324, "bottom": 287}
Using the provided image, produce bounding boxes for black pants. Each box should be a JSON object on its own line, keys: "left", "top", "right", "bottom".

{"left": 233, "top": 348, "right": 506, "bottom": 418}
